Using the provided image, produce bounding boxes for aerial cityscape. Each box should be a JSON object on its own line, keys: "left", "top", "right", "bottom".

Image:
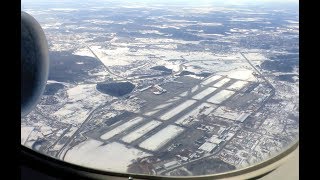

{"left": 21, "top": 0, "right": 299, "bottom": 176}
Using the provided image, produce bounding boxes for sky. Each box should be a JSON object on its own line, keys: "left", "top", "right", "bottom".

{"left": 22, "top": 0, "right": 298, "bottom": 11}
{"left": 22, "top": 0, "right": 298, "bottom": 4}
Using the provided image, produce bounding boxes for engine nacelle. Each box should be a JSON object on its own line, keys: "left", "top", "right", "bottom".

{"left": 21, "top": 11, "right": 49, "bottom": 117}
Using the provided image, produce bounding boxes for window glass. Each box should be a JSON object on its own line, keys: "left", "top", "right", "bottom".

{"left": 21, "top": 0, "right": 299, "bottom": 177}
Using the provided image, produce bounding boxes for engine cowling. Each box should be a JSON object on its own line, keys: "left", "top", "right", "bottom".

{"left": 21, "top": 11, "right": 49, "bottom": 117}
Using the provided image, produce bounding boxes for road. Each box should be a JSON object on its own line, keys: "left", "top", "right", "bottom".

{"left": 86, "top": 46, "right": 131, "bottom": 82}
{"left": 56, "top": 100, "right": 117, "bottom": 160}
{"left": 240, "top": 52, "right": 275, "bottom": 91}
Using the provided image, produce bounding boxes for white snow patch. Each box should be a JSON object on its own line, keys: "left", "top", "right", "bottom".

{"left": 179, "top": 91, "right": 188, "bottom": 97}
{"left": 244, "top": 53, "right": 268, "bottom": 61}
{"left": 160, "top": 100, "right": 197, "bottom": 120}
{"left": 100, "top": 117, "right": 144, "bottom": 140}
{"left": 197, "top": 22, "right": 223, "bottom": 26}
{"left": 65, "top": 140, "right": 151, "bottom": 172}
{"left": 212, "top": 78, "right": 231, "bottom": 88}
{"left": 175, "top": 103, "right": 216, "bottom": 126}
{"left": 21, "top": 126, "right": 34, "bottom": 145}
{"left": 122, "top": 120, "right": 162, "bottom": 143}
{"left": 90, "top": 46, "right": 132, "bottom": 66}
{"left": 144, "top": 110, "right": 160, "bottom": 116}
{"left": 139, "top": 125, "right": 184, "bottom": 151}
{"left": 73, "top": 48, "right": 95, "bottom": 58}
{"left": 53, "top": 103, "right": 90, "bottom": 125}
{"left": 207, "top": 90, "right": 235, "bottom": 104}
{"left": 139, "top": 30, "right": 166, "bottom": 35}
{"left": 192, "top": 87, "right": 217, "bottom": 100}
{"left": 153, "top": 102, "right": 173, "bottom": 110}
{"left": 213, "top": 106, "right": 248, "bottom": 121}
{"left": 219, "top": 69, "right": 256, "bottom": 81}
{"left": 227, "top": 81, "right": 248, "bottom": 91}
{"left": 191, "top": 85, "right": 200, "bottom": 93}
{"left": 201, "top": 75, "right": 222, "bottom": 85}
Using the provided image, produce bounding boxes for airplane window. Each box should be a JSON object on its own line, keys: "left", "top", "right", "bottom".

{"left": 21, "top": 0, "right": 299, "bottom": 178}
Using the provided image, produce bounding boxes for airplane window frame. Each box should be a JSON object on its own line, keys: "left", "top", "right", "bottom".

{"left": 21, "top": 140, "right": 298, "bottom": 180}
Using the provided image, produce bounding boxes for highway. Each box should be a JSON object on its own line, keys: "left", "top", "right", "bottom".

{"left": 56, "top": 100, "right": 117, "bottom": 160}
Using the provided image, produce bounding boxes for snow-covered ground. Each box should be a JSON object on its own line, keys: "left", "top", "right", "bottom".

{"left": 197, "top": 22, "right": 223, "bottom": 26}
{"left": 213, "top": 106, "right": 244, "bottom": 121}
{"left": 207, "top": 90, "right": 235, "bottom": 104}
{"left": 65, "top": 139, "right": 151, "bottom": 172}
{"left": 52, "top": 126, "right": 78, "bottom": 151}
{"left": 53, "top": 103, "right": 90, "bottom": 125}
{"left": 175, "top": 103, "right": 217, "bottom": 126}
{"left": 153, "top": 102, "right": 174, "bottom": 110}
{"left": 201, "top": 75, "right": 222, "bottom": 85}
{"left": 212, "top": 78, "right": 231, "bottom": 88}
{"left": 139, "top": 125, "right": 184, "bottom": 151}
{"left": 191, "top": 85, "right": 201, "bottom": 93}
{"left": 160, "top": 100, "right": 197, "bottom": 121}
{"left": 192, "top": 87, "right": 217, "bottom": 100}
{"left": 73, "top": 47, "right": 95, "bottom": 58}
{"left": 227, "top": 81, "right": 248, "bottom": 91}
{"left": 53, "top": 84, "right": 111, "bottom": 125}
{"left": 183, "top": 52, "right": 218, "bottom": 61}
{"left": 122, "top": 120, "right": 162, "bottom": 143}
{"left": 90, "top": 46, "right": 133, "bottom": 66}
{"left": 21, "top": 126, "right": 35, "bottom": 145}
{"left": 100, "top": 117, "right": 144, "bottom": 140}
{"left": 243, "top": 52, "right": 268, "bottom": 62}
{"left": 179, "top": 90, "right": 193, "bottom": 97}
{"left": 218, "top": 69, "right": 256, "bottom": 81}
{"left": 144, "top": 109, "right": 160, "bottom": 116}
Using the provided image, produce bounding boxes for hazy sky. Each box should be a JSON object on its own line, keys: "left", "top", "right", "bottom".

{"left": 22, "top": 0, "right": 298, "bottom": 4}
{"left": 22, "top": 0, "right": 298, "bottom": 11}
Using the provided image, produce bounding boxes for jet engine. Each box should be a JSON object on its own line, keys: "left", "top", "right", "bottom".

{"left": 21, "top": 11, "right": 49, "bottom": 117}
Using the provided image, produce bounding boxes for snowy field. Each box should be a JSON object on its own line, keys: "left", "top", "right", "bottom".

{"left": 52, "top": 84, "right": 110, "bottom": 125}
{"left": 153, "top": 102, "right": 174, "bottom": 110}
{"left": 139, "top": 125, "right": 184, "bottom": 151}
{"left": 227, "top": 81, "right": 248, "bottom": 91}
{"left": 213, "top": 106, "right": 241, "bottom": 120}
{"left": 201, "top": 75, "right": 222, "bottom": 85}
{"left": 192, "top": 87, "right": 217, "bottom": 100}
{"left": 53, "top": 103, "right": 90, "bottom": 125}
{"left": 178, "top": 91, "right": 188, "bottom": 97}
{"left": 243, "top": 52, "right": 268, "bottom": 62}
{"left": 212, "top": 78, "right": 231, "bottom": 88}
{"left": 73, "top": 47, "right": 95, "bottom": 58}
{"left": 100, "top": 117, "right": 144, "bottom": 140}
{"left": 219, "top": 69, "right": 256, "bottom": 81}
{"left": 213, "top": 106, "right": 250, "bottom": 122}
{"left": 160, "top": 100, "right": 197, "bottom": 121}
{"left": 90, "top": 46, "right": 133, "bottom": 66}
{"left": 21, "top": 126, "right": 35, "bottom": 145}
{"left": 52, "top": 126, "right": 78, "bottom": 151}
{"left": 165, "top": 96, "right": 181, "bottom": 103}
{"left": 144, "top": 110, "right": 160, "bottom": 116}
{"left": 207, "top": 90, "right": 235, "bottom": 104}
{"left": 175, "top": 103, "right": 217, "bottom": 126}
{"left": 121, "top": 120, "right": 162, "bottom": 143}
{"left": 65, "top": 139, "right": 151, "bottom": 172}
